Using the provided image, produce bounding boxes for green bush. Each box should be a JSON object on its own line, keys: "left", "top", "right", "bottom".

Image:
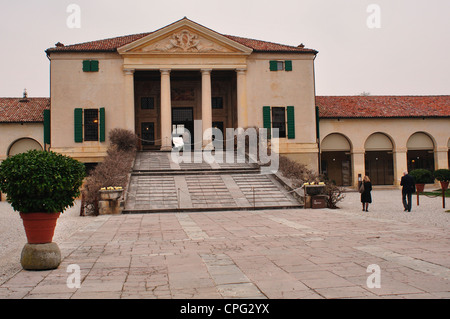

{"left": 0, "top": 150, "right": 85, "bottom": 213}
{"left": 433, "top": 169, "right": 450, "bottom": 182}
{"left": 410, "top": 169, "right": 434, "bottom": 184}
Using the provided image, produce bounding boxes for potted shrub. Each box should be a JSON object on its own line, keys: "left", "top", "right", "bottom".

{"left": 409, "top": 169, "right": 433, "bottom": 193}
{"left": 0, "top": 150, "right": 85, "bottom": 269}
{"left": 433, "top": 169, "right": 450, "bottom": 190}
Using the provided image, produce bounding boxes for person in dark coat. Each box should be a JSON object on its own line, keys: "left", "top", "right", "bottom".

{"left": 360, "top": 175, "right": 372, "bottom": 212}
{"left": 400, "top": 171, "right": 415, "bottom": 212}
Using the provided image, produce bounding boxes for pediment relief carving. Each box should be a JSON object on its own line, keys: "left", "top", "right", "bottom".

{"left": 136, "top": 29, "right": 235, "bottom": 54}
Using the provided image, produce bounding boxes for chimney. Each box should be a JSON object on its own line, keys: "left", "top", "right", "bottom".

{"left": 20, "top": 88, "right": 29, "bottom": 102}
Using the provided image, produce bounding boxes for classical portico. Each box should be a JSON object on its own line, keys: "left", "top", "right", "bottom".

{"left": 117, "top": 18, "right": 252, "bottom": 151}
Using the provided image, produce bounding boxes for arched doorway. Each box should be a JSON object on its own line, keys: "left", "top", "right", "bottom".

{"left": 321, "top": 133, "right": 352, "bottom": 186}
{"left": 407, "top": 132, "right": 435, "bottom": 172}
{"left": 364, "top": 133, "right": 394, "bottom": 185}
{"left": 7, "top": 138, "right": 43, "bottom": 156}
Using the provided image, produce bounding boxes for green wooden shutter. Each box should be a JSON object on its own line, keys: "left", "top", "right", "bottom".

{"left": 43, "top": 109, "right": 50, "bottom": 145}
{"left": 82, "top": 60, "right": 91, "bottom": 72}
{"left": 74, "top": 108, "right": 83, "bottom": 142}
{"left": 285, "top": 60, "right": 292, "bottom": 71}
{"left": 287, "top": 106, "right": 295, "bottom": 139}
{"left": 263, "top": 106, "right": 271, "bottom": 139}
{"left": 269, "top": 61, "right": 278, "bottom": 71}
{"left": 99, "top": 107, "right": 105, "bottom": 142}
{"left": 90, "top": 60, "right": 99, "bottom": 72}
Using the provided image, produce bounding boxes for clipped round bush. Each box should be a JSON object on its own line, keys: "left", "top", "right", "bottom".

{"left": 410, "top": 168, "right": 434, "bottom": 184}
{"left": 433, "top": 169, "right": 450, "bottom": 182}
{"left": 0, "top": 150, "right": 85, "bottom": 213}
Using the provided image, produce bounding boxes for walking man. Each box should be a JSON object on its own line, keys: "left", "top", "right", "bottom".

{"left": 400, "top": 171, "right": 415, "bottom": 212}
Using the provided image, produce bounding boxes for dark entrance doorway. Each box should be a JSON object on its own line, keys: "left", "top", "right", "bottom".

{"left": 140, "top": 122, "right": 155, "bottom": 150}
{"left": 172, "top": 107, "right": 194, "bottom": 148}
{"left": 365, "top": 151, "right": 394, "bottom": 185}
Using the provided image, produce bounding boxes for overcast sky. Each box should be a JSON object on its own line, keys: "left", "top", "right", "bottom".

{"left": 1, "top": 0, "right": 449, "bottom": 97}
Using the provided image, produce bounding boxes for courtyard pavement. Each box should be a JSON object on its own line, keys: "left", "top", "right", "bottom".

{"left": 0, "top": 189, "right": 449, "bottom": 300}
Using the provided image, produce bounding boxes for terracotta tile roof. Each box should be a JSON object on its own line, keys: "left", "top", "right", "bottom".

{"left": 0, "top": 98, "right": 50, "bottom": 123}
{"left": 46, "top": 32, "right": 152, "bottom": 53}
{"left": 223, "top": 35, "right": 317, "bottom": 53}
{"left": 316, "top": 96, "right": 450, "bottom": 119}
{"left": 45, "top": 24, "right": 317, "bottom": 54}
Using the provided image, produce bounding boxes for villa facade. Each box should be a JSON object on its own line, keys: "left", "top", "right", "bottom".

{"left": 0, "top": 18, "right": 449, "bottom": 191}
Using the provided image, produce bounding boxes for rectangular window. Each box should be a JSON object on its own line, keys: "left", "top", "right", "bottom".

{"left": 271, "top": 107, "right": 286, "bottom": 138}
{"left": 269, "top": 60, "right": 292, "bottom": 71}
{"left": 82, "top": 60, "right": 99, "bottom": 72}
{"left": 141, "top": 97, "right": 154, "bottom": 109}
{"left": 84, "top": 109, "right": 99, "bottom": 141}
{"left": 212, "top": 97, "right": 223, "bottom": 109}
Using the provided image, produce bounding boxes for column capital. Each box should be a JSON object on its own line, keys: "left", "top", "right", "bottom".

{"left": 236, "top": 68, "right": 247, "bottom": 74}
{"left": 201, "top": 69, "right": 212, "bottom": 74}
{"left": 123, "top": 68, "right": 135, "bottom": 75}
{"left": 160, "top": 69, "right": 171, "bottom": 75}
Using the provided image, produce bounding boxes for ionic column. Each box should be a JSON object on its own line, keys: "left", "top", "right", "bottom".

{"left": 123, "top": 69, "right": 135, "bottom": 131}
{"left": 160, "top": 69, "right": 172, "bottom": 151}
{"left": 201, "top": 69, "right": 213, "bottom": 150}
{"left": 236, "top": 69, "right": 248, "bottom": 129}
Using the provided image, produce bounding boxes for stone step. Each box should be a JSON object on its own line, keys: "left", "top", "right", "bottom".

{"left": 123, "top": 151, "right": 303, "bottom": 213}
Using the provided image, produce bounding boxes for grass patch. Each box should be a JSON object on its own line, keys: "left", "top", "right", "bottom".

{"left": 420, "top": 189, "right": 450, "bottom": 197}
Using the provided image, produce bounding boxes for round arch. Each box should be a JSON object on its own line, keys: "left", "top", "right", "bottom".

{"left": 364, "top": 132, "right": 394, "bottom": 185}
{"left": 407, "top": 132, "right": 435, "bottom": 172}
{"left": 321, "top": 133, "right": 352, "bottom": 152}
{"left": 364, "top": 132, "right": 394, "bottom": 151}
{"left": 7, "top": 138, "right": 43, "bottom": 157}
{"left": 321, "top": 133, "right": 353, "bottom": 186}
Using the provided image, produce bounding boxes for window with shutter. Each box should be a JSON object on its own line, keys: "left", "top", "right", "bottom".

{"left": 90, "top": 60, "right": 99, "bottom": 72}
{"left": 272, "top": 107, "right": 286, "bottom": 138}
{"left": 263, "top": 106, "right": 271, "bottom": 139}
{"left": 74, "top": 108, "right": 83, "bottom": 142}
{"left": 84, "top": 109, "right": 99, "bottom": 141}
{"left": 99, "top": 107, "right": 105, "bottom": 142}
{"left": 82, "top": 60, "right": 91, "bottom": 72}
{"left": 83, "top": 60, "right": 99, "bottom": 72}
{"left": 285, "top": 60, "right": 292, "bottom": 71}
{"left": 43, "top": 109, "right": 50, "bottom": 145}
{"left": 269, "top": 61, "right": 278, "bottom": 71}
{"left": 287, "top": 106, "right": 295, "bottom": 139}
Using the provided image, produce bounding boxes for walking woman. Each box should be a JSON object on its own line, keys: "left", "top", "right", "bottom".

{"left": 360, "top": 175, "right": 372, "bottom": 212}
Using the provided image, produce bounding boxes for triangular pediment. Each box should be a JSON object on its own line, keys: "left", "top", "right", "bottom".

{"left": 118, "top": 18, "right": 253, "bottom": 55}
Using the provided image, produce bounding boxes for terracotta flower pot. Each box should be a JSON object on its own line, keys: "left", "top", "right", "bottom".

{"left": 440, "top": 181, "right": 449, "bottom": 191}
{"left": 415, "top": 184, "right": 425, "bottom": 193}
{"left": 20, "top": 212, "right": 60, "bottom": 244}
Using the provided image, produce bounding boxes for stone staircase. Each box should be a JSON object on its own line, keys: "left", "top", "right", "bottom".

{"left": 123, "top": 151, "right": 303, "bottom": 213}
